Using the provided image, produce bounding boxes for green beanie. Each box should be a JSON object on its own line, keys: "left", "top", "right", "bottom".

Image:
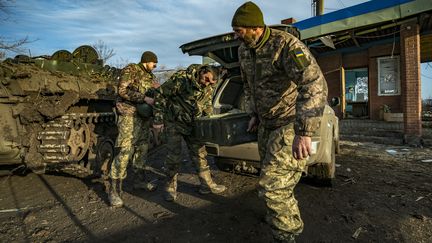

{"left": 231, "top": 1, "right": 264, "bottom": 27}
{"left": 141, "top": 51, "right": 158, "bottom": 63}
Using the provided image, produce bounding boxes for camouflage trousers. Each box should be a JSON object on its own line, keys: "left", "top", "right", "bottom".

{"left": 257, "top": 123, "right": 307, "bottom": 240}
{"left": 110, "top": 115, "right": 150, "bottom": 180}
{"left": 163, "top": 122, "right": 210, "bottom": 176}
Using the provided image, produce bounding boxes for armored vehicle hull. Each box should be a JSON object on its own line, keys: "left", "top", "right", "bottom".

{"left": 0, "top": 46, "right": 119, "bottom": 175}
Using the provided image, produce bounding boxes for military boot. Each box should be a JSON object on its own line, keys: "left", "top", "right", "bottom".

{"left": 198, "top": 170, "right": 226, "bottom": 195}
{"left": 108, "top": 179, "right": 124, "bottom": 207}
{"left": 133, "top": 169, "right": 157, "bottom": 192}
{"left": 164, "top": 173, "right": 178, "bottom": 202}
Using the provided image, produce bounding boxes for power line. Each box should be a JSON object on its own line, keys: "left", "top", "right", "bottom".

{"left": 337, "top": 0, "right": 346, "bottom": 8}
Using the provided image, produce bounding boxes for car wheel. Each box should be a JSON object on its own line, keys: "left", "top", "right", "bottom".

{"left": 306, "top": 141, "right": 336, "bottom": 186}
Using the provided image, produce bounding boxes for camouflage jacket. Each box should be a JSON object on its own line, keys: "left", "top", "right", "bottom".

{"left": 239, "top": 27, "right": 328, "bottom": 136}
{"left": 116, "top": 63, "right": 157, "bottom": 116}
{"left": 153, "top": 64, "right": 213, "bottom": 134}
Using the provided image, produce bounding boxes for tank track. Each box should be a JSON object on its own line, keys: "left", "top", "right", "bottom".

{"left": 37, "top": 112, "right": 116, "bottom": 163}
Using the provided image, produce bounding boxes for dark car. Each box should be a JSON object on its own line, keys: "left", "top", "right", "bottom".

{"left": 180, "top": 25, "right": 340, "bottom": 182}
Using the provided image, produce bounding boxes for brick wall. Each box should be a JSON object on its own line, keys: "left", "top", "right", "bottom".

{"left": 316, "top": 43, "right": 405, "bottom": 121}
{"left": 400, "top": 22, "right": 422, "bottom": 138}
{"left": 368, "top": 43, "right": 402, "bottom": 120}
{"left": 316, "top": 54, "right": 342, "bottom": 117}
{"left": 312, "top": 22, "right": 423, "bottom": 143}
{"left": 342, "top": 51, "right": 368, "bottom": 68}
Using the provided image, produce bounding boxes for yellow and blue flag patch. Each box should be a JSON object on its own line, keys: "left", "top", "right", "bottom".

{"left": 289, "top": 47, "right": 310, "bottom": 70}
{"left": 295, "top": 50, "right": 305, "bottom": 57}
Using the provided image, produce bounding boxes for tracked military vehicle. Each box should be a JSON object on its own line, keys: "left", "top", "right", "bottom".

{"left": 0, "top": 45, "right": 119, "bottom": 175}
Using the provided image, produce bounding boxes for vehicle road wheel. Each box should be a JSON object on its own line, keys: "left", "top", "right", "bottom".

{"left": 67, "top": 122, "right": 91, "bottom": 162}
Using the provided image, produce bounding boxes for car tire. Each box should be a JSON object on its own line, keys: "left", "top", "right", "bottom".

{"left": 306, "top": 141, "right": 336, "bottom": 186}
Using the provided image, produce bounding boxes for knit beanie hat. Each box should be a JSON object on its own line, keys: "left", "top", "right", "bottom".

{"left": 141, "top": 51, "right": 158, "bottom": 63}
{"left": 231, "top": 1, "right": 265, "bottom": 27}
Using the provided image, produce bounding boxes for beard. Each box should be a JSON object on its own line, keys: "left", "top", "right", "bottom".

{"left": 240, "top": 33, "right": 259, "bottom": 48}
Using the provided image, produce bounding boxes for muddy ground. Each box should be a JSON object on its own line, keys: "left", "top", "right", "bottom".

{"left": 1, "top": 140, "right": 431, "bottom": 243}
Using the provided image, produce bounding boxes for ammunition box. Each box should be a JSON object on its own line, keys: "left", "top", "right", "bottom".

{"left": 192, "top": 112, "right": 257, "bottom": 146}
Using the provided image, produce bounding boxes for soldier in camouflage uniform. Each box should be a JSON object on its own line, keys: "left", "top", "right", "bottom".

{"left": 231, "top": 2, "right": 328, "bottom": 242}
{"left": 108, "top": 51, "right": 159, "bottom": 207}
{"left": 153, "top": 64, "right": 226, "bottom": 202}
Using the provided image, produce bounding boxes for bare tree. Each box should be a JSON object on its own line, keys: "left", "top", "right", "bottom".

{"left": 91, "top": 39, "right": 115, "bottom": 64}
{"left": 110, "top": 57, "right": 130, "bottom": 69}
{"left": 0, "top": 36, "right": 30, "bottom": 52}
{"left": 0, "top": 0, "right": 33, "bottom": 59}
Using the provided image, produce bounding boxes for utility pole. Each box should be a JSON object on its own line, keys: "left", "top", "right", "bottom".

{"left": 312, "top": 0, "right": 324, "bottom": 16}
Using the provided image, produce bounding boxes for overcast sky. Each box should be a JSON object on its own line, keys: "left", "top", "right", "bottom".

{"left": 1, "top": 0, "right": 431, "bottom": 98}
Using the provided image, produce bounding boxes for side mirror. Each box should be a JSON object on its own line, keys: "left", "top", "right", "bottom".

{"left": 330, "top": 97, "right": 340, "bottom": 107}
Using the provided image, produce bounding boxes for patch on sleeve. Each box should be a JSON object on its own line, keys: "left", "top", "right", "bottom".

{"left": 289, "top": 47, "right": 310, "bottom": 70}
